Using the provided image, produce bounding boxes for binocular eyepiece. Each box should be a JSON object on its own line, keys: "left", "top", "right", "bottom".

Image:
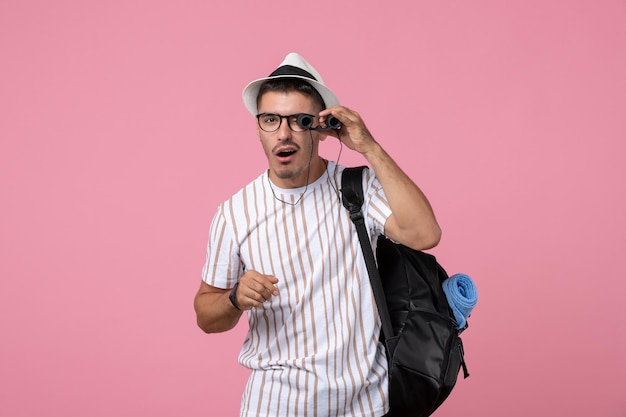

{"left": 296, "top": 114, "right": 342, "bottom": 131}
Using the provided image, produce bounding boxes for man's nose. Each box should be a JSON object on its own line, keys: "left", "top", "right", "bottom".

{"left": 276, "top": 118, "right": 292, "bottom": 140}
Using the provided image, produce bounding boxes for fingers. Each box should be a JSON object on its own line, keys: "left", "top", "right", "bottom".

{"left": 320, "top": 106, "right": 360, "bottom": 128}
{"left": 319, "top": 106, "right": 376, "bottom": 153}
{"left": 235, "top": 271, "right": 279, "bottom": 310}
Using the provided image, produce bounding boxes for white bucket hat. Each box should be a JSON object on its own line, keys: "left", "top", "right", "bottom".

{"left": 242, "top": 52, "right": 340, "bottom": 116}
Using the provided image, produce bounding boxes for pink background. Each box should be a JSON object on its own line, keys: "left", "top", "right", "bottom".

{"left": 1, "top": 1, "right": 625, "bottom": 416}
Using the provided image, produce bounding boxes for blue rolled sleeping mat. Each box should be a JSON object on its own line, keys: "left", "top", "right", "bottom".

{"left": 442, "top": 273, "right": 478, "bottom": 330}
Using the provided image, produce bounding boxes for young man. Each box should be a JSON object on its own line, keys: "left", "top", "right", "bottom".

{"left": 194, "top": 53, "right": 441, "bottom": 417}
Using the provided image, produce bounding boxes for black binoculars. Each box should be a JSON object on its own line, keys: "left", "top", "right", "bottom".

{"left": 296, "top": 114, "right": 342, "bottom": 131}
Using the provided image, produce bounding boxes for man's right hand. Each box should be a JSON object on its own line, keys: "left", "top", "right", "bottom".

{"left": 233, "top": 271, "right": 279, "bottom": 310}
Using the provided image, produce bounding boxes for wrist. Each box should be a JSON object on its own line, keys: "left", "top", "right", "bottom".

{"left": 361, "top": 141, "right": 384, "bottom": 161}
{"left": 229, "top": 282, "right": 242, "bottom": 311}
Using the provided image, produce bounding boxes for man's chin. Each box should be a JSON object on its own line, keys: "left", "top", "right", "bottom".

{"left": 274, "top": 169, "right": 298, "bottom": 181}
{"left": 270, "top": 165, "right": 307, "bottom": 186}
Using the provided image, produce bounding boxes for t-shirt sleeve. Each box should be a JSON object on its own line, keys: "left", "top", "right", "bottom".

{"left": 200, "top": 204, "right": 243, "bottom": 289}
{"left": 361, "top": 167, "right": 393, "bottom": 238}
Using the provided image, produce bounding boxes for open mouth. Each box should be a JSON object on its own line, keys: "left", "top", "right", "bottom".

{"left": 277, "top": 149, "right": 296, "bottom": 158}
{"left": 274, "top": 145, "right": 299, "bottom": 162}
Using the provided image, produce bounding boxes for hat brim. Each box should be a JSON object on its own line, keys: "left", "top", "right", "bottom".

{"left": 242, "top": 75, "right": 340, "bottom": 116}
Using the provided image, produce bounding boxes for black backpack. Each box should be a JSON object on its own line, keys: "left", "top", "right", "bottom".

{"left": 341, "top": 166, "right": 469, "bottom": 417}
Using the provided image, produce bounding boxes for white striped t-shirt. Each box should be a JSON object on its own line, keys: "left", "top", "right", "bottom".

{"left": 201, "top": 162, "right": 393, "bottom": 417}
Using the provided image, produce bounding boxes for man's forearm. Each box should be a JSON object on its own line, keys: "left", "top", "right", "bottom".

{"left": 363, "top": 142, "right": 441, "bottom": 250}
{"left": 194, "top": 285, "right": 243, "bottom": 333}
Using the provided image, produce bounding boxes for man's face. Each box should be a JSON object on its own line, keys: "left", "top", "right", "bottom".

{"left": 257, "top": 91, "right": 325, "bottom": 189}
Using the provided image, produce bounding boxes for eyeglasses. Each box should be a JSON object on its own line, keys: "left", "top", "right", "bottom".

{"left": 256, "top": 113, "right": 316, "bottom": 132}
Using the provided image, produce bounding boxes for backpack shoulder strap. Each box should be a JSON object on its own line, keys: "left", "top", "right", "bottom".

{"left": 341, "top": 166, "right": 396, "bottom": 356}
{"left": 341, "top": 166, "right": 366, "bottom": 216}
